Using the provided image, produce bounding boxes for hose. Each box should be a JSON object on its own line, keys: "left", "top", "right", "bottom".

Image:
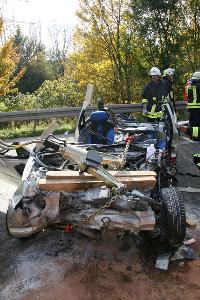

{"left": 0, "top": 138, "right": 45, "bottom": 150}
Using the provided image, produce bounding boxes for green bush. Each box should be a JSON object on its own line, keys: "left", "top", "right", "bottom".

{"left": 35, "top": 78, "right": 84, "bottom": 109}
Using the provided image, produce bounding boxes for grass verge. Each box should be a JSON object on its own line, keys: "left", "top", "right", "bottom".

{"left": 0, "top": 119, "right": 76, "bottom": 139}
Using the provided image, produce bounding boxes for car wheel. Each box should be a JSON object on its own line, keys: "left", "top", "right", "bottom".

{"left": 160, "top": 187, "right": 186, "bottom": 247}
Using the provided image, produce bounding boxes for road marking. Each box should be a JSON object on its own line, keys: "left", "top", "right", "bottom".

{"left": 178, "top": 187, "right": 200, "bottom": 193}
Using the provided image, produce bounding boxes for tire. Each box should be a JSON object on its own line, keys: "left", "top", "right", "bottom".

{"left": 160, "top": 187, "right": 186, "bottom": 247}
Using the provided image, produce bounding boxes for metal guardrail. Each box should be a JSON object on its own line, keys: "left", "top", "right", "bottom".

{"left": 0, "top": 101, "right": 187, "bottom": 123}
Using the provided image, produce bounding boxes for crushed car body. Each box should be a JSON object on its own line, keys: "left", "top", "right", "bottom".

{"left": 1, "top": 91, "right": 186, "bottom": 251}
{"left": 5, "top": 132, "right": 186, "bottom": 251}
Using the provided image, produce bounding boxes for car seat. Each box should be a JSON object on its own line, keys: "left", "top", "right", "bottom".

{"left": 88, "top": 111, "right": 114, "bottom": 144}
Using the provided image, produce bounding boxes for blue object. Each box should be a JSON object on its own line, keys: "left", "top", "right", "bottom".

{"left": 106, "top": 128, "right": 115, "bottom": 145}
{"left": 90, "top": 111, "right": 108, "bottom": 123}
{"left": 156, "top": 139, "right": 166, "bottom": 150}
{"left": 87, "top": 110, "right": 114, "bottom": 145}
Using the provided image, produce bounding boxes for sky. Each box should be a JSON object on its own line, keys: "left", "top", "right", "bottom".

{"left": 0, "top": 0, "right": 79, "bottom": 48}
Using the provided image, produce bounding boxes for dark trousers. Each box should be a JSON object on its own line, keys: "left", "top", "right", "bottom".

{"left": 146, "top": 117, "right": 160, "bottom": 123}
{"left": 189, "top": 109, "right": 200, "bottom": 127}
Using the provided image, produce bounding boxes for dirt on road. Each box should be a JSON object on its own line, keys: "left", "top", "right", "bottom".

{"left": 20, "top": 237, "right": 200, "bottom": 300}
{"left": 0, "top": 138, "right": 200, "bottom": 300}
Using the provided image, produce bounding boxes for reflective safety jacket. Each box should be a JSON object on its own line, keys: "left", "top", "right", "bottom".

{"left": 187, "top": 126, "right": 200, "bottom": 141}
{"left": 142, "top": 79, "right": 168, "bottom": 118}
{"left": 187, "top": 79, "right": 200, "bottom": 109}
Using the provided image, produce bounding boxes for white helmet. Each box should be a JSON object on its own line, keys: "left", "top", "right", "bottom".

{"left": 148, "top": 67, "right": 161, "bottom": 76}
{"left": 192, "top": 71, "right": 200, "bottom": 80}
{"left": 163, "top": 68, "right": 175, "bottom": 76}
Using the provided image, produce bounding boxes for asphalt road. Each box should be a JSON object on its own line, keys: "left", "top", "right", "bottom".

{"left": 0, "top": 137, "right": 200, "bottom": 300}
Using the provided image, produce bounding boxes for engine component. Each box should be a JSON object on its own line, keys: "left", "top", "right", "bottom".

{"left": 41, "top": 192, "right": 60, "bottom": 221}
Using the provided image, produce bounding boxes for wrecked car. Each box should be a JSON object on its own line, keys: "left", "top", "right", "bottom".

{"left": 0, "top": 90, "right": 186, "bottom": 247}
{"left": 4, "top": 131, "right": 186, "bottom": 250}
{"left": 1, "top": 84, "right": 185, "bottom": 249}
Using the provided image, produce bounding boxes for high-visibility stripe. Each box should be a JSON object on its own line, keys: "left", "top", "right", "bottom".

{"left": 187, "top": 103, "right": 200, "bottom": 108}
{"left": 142, "top": 99, "right": 148, "bottom": 104}
{"left": 193, "top": 86, "right": 197, "bottom": 103}
{"left": 147, "top": 114, "right": 157, "bottom": 118}
{"left": 170, "top": 91, "right": 173, "bottom": 98}
{"left": 151, "top": 104, "right": 156, "bottom": 114}
{"left": 146, "top": 111, "right": 162, "bottom": 118}
{"left": 152, "top": 97, "right": 156, "bottom": 101}
{"left": 187, "top": 85, "right": 200, "bottom": 107}
{"left": 192, "top": 127, "right": 199, "bottom": 138}
{"left": 193, "top": 153, "right": 200, "bottom": 157}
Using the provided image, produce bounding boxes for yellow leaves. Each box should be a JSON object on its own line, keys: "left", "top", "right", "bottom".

{"left": 66, "top": 43, "right": 116, "bottom": 102}
{"left": 0, "top": 18, "right": 25, "bottom": 96}
{"left": 66, "top": 18, "right": 116, "bottom": 101}
{"left": 65, "top": 1, "right": 143, "bottom": 102}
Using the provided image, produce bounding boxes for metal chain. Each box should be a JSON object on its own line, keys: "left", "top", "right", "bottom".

{"left": 49, "top": 194, "right": 119, "bottom": 232}
{"left": 71, "top": 195, "right": 118, "bottom": 230}
{"left": 121, "top": 140, "right": 130, "bottom": 164}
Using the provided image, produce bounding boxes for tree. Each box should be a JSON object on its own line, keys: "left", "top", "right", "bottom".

{"left": 13, "top": 26, "right": 45, "bottom": 67}
{"left": 0, "top": 18, "right": 25, "bottom": 96}
{"left": 17, "top": 52, "right": 54, "bottom": 94}
{"left": 131, "top": 0, "right": 184, "bottom": 69}
{"left": 67, "top": 0, "right": 145, "bottom": 102}
{"left": 66, "top": 29, "right": 118, "bottom": 102}
{"left": 48, "top": 24, "right": 70, "bottom": 79}
{"left": 180, "top": 0, "right": 200, "bottom": 73}
{"left": 130, "top": 0, "right": 194, "bottom": 99}
{"left": 13, "top": 27, "right": 53, "bottom": 93}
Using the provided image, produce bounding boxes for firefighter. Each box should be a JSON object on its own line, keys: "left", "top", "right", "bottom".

{"left": 186, "top": 71, "right": 200, "bottom": 127}
{"left": 162, "top": 68, "right": 176, "bottom": 111}
{"left": 142, "top": 67, "right": 168, "bottom": 122}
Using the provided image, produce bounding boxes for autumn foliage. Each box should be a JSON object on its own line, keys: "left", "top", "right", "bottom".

{"left": 0, "top": 18, "right": 25, "bottom": 96}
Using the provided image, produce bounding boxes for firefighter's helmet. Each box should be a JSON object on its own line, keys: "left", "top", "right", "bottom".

{"left": 163, "top": 68, "right": 175, "bottom": 76}
{"left": 191, "top": 71, "right": 200, "bottom": 80}
{"left": 148, "top": 67, "right": 161, "bottom": 76}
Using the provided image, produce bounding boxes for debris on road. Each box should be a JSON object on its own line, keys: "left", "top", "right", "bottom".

{"left": 184, "top": 238, "right": 197, "bottom": 245}
{"left": 155, "top": 253, "right": 171, "bottom": 270}
{"left": 170, "top": 246, "right": 197, "bottom": 262}
{"left": 186, "top": 218, "right": 197, "bottom": 230}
